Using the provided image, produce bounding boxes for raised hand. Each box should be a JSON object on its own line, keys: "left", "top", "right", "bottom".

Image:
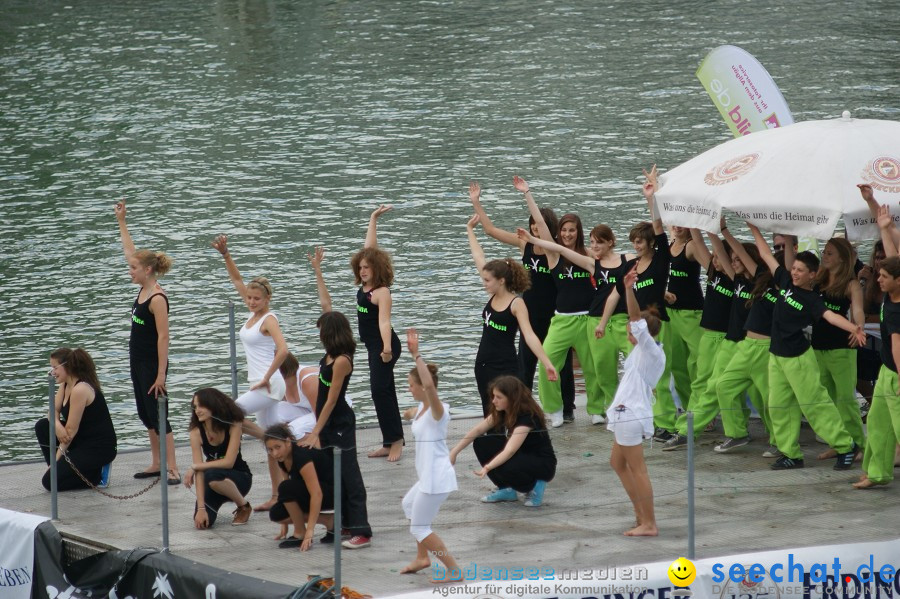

{"left": 623, "top": 265, "right": 638, "bottom": 289}
{"left": 114, "top": 200, "right": 127, "bottom": 221}
{"left": 857, "top": 183, "right": 875, "bottom": 203}
{"left": 516, "top": 227, "right": 535, "bottom": 243}
{"left": 467, "top": 214, "right": 481, "bottom": 229}
{"left": 307, "top": 246, "right": 325, "bottom": 270}
{"left": 877, "top": 204, "right": 894, "bottom": 230}
{"left": 642, "top": 165, "right": 658, "bottom": 199}
{"left": 371, "top": 204, "right": 393, "bottom": 219}
{"left": 211, "top": 234, "right": 229, "bottom": 256}
{"left": 468, "top": 181, "right": 481, "bottom": 203}
{"left": 512, "top": 175, "right": 530, "bottom": 194}
{"left": 406, "top": 328, "right": 420, "bottom": 357}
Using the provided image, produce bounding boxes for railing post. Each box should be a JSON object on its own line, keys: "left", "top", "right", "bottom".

{"left": 48, "top": 375, "right": 58, "bottom": 521}
{"left": 686, "top": 411, "right": 695, "bottom": 560}
{"left": 159, "top": 394, "right": 170, "bottom": 552}
{"left": 333, "top": 447, "right": 342, "bottom": 596}
{"left": 229, "top": 301, "right": 239, "bottom": 401}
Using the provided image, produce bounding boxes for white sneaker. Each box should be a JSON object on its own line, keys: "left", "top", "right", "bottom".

{"left": 547, "top": 410, "right": 564, "bottom": 428}
{"left": 591, "top": 414, "right": 607, "bottom": 425}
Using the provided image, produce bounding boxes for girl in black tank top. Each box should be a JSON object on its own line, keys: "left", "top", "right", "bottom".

{"left": 350, "top": 205, "right": 404, "bottom": 461}
{"left": 114, "top": 200, "right": 180, "bottom": 483}
{"left": 305, "top": 247, "right": 373, "bottom": 540}
{"left": 466, "top": 180, "right": 577, "bottom": 414}
{"left": 467, "top": 213, "right": 559, "bottom": 415}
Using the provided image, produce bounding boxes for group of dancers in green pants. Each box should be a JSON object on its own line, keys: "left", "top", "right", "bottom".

{"left": 471, "top": 169, "right": 900, "bottom": 482}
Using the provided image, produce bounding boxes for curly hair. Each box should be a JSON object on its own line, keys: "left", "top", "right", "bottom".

{"left": 350, "top": 247, "right": 394, "bottom": 288}
{"left": 486, "top": 375, "right": 545, "bottom": 434}
{"left": 483, "top": 258, "right": 531, "bottom": 294}
{"left": 189, "top": 388, "right": 244, "bottom": 433}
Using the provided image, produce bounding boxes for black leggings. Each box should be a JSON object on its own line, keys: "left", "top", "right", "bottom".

{"left": 519, "top": 317, "right": 575, "bottom": 414}
{"left": 474, "top": 358, "right": 519, "bottom": 416}
{"left": 35, "top": 418, "right": 116, "bottom": 491}
{"left": 321, "top": 422, "right": 372, "bottom": 538}
{"left": 269, "top": 477, "right": 334, "bottom": 522}
{"left": 365, "top": 334, "right": 404, "bottom": 447}
{"left": 473, "top": 434, "right": 556, "bottom": 494}
{"left": 194, "top": 468, "right": 252, "bottom": 527}
{"left": 130, "top": 358, "right": 172, "bottom": 434}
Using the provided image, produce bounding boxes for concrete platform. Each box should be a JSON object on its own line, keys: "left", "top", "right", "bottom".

{"left": 2, "top": 412, "right": 898, "bottom": 598}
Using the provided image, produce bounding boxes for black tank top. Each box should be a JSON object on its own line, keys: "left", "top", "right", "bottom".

{"left": 356, "top": 288, "right": 380, "bottom": 342}
{"left": 811, "top": 290, "right": 852, "bottom": 350}
{"left": 668, "top": 243, "right": 704, "bottom": 310}
{"left": 521, "top": 243, "right": 557, "bottom": 321}
{"left": 698, "top": 267, "right": 733, "bottom": 333}
{"left": 129, "top": 291, "right": 168, "bottom": 361}
{"left": 476, "top": 296, "right": 520, "bottom": 365}
{"left": 317, "top": 354, "right": 355, "bottom": 433}
{"left": 589, "top": 255, "right": 628, "bottom": 317}
{"left": 279, "top": 444, "right": 334, "bottom": 488}
{"left": 552, "top": 259, "right": 595, "bottom": 314}
{"left": 60, "top": 382, "right": 117, "bottom": 452}
{"left": 198, "top": 425, "right": 250, "bottom": 474}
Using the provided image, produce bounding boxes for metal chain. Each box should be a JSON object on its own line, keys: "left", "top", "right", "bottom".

{"left": 60, "top": 450, "right": 161, "bottom": 500}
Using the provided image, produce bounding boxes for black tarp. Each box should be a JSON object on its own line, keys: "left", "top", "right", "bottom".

{"left": 31, "top": 521, "right": 300, "bottom": 599}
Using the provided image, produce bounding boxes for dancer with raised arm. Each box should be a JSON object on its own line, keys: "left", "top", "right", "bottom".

{"left": 450, "top": 376, "right": 557, "bottom": 508}
{"left": 212, "top": 234, "right": 292, "bottom": 511}
{"left": 517, "top": 223, "right": 632, "bottom": 421}
{"left": 115, "top": 201, "right": 179, "bottom": 485}
{"left": 399, "top": 329, "right": 462, "bottom": 582}
{"left": 607, "top": 265, "right": 665, "bottom": 537}
{"left": 184, "top": 388, "right": 252, "bottom": 528}
{"left": 467, "top": 212, "right": 558, "bottom": 415}
{"left": 468, "top": 181, "right": 577, "bottom": 420}
{"left": 35, "top": 348, "right": 117, "bottom": 491}
{"left": 303, "top": 247, "right": 373, "bottom": 549}
{"left": 749, "top": 223, "right": 864, "bottom": 470}
{"left": 516, "top": 176, "right": 600, "bottom": 427}
{"left": 352, "top": 205, "right": 404, "bottom": 462}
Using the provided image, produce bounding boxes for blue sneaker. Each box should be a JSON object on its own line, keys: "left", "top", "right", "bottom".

{"left": 98, "top": 463, "right": 112, "bottom": 489}
{"left": 523, "top": 480, "right": 547, "bottom": 507}
{"left": 481, "top": 488, "right": 518, "bottom": 503}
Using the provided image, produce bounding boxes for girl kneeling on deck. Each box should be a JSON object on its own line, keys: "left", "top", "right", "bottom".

{"left": 450, "top": 376, "right": 556, "bottom": 507}
{"left": 264, "top": 423, "right": 334, "bottom": 551}
{"left": 608, "top": 265, "right": 666, "bottom": 537}
{"left": 184, "top": 388, "right": 252, "bottom": 528}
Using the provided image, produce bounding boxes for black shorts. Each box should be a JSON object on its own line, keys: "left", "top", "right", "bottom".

{"left": 130, "top": 357, "right": 172, "bottom": 434}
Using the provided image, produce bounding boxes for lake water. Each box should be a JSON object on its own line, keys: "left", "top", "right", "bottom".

{"left": 1, "top": 0, "right": 897, "bottom": 461}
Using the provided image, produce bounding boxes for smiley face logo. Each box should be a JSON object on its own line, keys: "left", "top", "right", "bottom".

{"left": 668, "top": 557, "right": 697, "bottom": 587}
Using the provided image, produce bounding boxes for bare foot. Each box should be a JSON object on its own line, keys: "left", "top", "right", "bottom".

{"left": 274, "top": 523, "right": 289, "bottom": 540}
{"left": 430, "top": 570, "right": 464, "bottom": 585}
{"left": 368, "top": 447, "right": 390, "bottom": 458}
{"left": 818, "top": 448, "right": 837, "bottom": 460}
{"left": 254, "top": 495, "right": 277, "bottom": 512}
{"left": 388, "top": 441, "right": 403, "bottom": 462}
{"left": 855, "top": 449, "right": 864, "bottom": 463}
{"left": 400, "top": 558, "right": 431, "bottom": 574}
{"left": 624, "top": 524, "right": 659, "bottom": 537}
{"left": 853, "top": 477, "right": 888, "bottom": 490}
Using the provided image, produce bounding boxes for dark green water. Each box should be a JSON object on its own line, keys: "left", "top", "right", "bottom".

{"left": 1, "top": 0, "right": 897, "bottom": 460}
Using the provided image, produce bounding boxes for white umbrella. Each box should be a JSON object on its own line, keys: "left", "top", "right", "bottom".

{"left": 654, "top": 111, "right": 900, "bottom": 240}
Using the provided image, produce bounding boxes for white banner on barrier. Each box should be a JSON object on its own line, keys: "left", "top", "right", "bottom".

{"left": 0, "top": 508, "right": 49, "bottom": 599}
{"left": 384, "top": 538, "right": 900, "bottom": 599}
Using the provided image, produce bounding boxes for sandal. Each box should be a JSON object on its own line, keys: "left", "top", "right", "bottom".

{"left": 166, "top": 469, "right": 181, "bottom": 486}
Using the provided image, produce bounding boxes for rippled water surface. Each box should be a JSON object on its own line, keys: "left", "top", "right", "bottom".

{"left": 1, "top": 0, "right": 898, "bottom": 461}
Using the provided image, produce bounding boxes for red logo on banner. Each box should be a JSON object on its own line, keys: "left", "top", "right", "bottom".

{"left": 704, "top": 153, "right": 760, "bottom": 186}
{"left": 862, "top": 156, "right": 900, "bottom": 194}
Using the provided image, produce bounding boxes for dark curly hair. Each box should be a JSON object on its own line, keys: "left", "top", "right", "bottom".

{"left": 483, "top": 258, "right": 531, "bottom": 294}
